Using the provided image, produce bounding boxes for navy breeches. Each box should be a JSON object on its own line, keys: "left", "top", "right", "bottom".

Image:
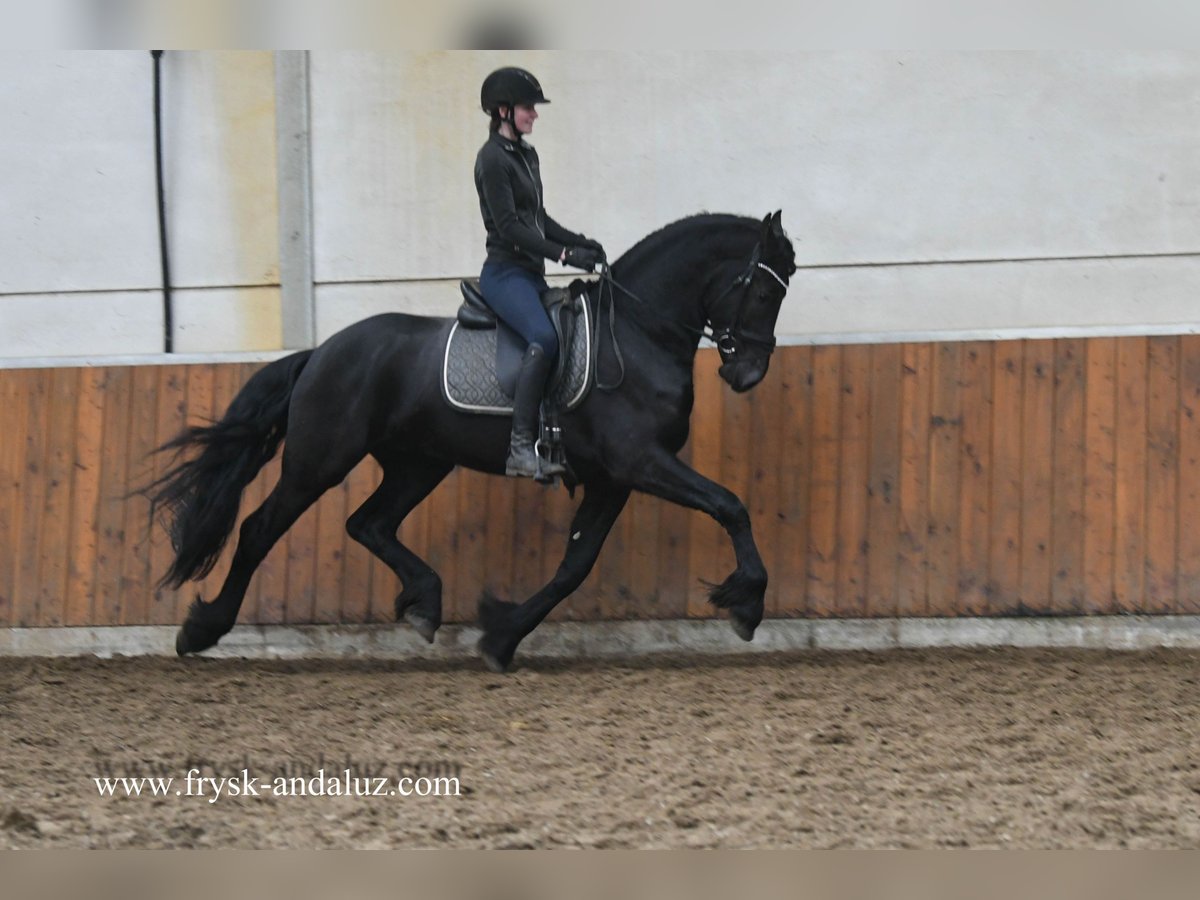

{"left": 479, "top": 262, "right": 558, "bottom": 359}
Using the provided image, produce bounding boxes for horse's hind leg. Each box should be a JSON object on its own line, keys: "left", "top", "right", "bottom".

{"left": 176, "top": 428, "right": 363, "bottom": 655}
{"left": 345, "top": 455, "right": 453, "bottom": 643}
{"left": 176, "top": 474, "right": 330, "bottom": 655}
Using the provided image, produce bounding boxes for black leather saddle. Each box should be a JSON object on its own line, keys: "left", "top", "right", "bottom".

{"left": 456, "top": 279, "right": 584, "bottom": 400}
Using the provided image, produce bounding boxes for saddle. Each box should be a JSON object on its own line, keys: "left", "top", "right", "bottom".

{"left": 455, "top": 280, "right": 581, "bottom": 397}
{"left": 442, "top": 279, "right": 593, "bottom": 416}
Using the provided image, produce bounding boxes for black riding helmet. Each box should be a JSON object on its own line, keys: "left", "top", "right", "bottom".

{"left": 480, "top": 67, "right": 549, "bottom": 132}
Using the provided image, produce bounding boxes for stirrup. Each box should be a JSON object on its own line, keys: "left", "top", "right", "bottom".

{"left": 532, "top": 437, "right": 566, "bottom": 483}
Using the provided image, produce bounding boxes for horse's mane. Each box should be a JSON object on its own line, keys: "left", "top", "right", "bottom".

{"left": 611, "top": 213, "right": 761, "bottom": 276}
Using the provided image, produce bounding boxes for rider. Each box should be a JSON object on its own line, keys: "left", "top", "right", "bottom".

{"left": 475, "top": 66, "right": 605, "bottom": 479}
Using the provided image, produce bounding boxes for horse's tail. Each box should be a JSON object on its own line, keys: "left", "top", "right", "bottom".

{"left": 147, "top": 349, "right": 315, "bottom": 589}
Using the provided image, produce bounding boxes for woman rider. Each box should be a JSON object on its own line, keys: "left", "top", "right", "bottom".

{"left": 475, "top": 66, "right": 605, "bottom": 479}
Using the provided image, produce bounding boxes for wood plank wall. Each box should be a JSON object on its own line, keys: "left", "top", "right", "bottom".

{"left": 2, "top": 337, "right": 1200, "bottom": 628}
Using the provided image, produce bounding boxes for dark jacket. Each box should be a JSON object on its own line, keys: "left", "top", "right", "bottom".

{"left": 474, "top": 131, "right": 586, "bottom": 275}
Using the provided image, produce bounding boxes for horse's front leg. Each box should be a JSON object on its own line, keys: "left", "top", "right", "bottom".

{"left": 478, "top": 480, "right": 630, "bottom": 672}
{"left": 635, "top": 453, "right": 766, "bottom": 640}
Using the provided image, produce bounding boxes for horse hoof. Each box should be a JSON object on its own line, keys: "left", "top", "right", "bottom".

{"left": 394, "top": 577, "right": 442, "bottom": 641}
{"left": 478, "top": 636, "right": 514, "bottom": 674}
{"left": 730, "top": 616, "right": 757, "bottom": 642}
{"left": 481, "top": 651, "right": 509, "bottom": 674}
{"left": 175, "top": 625, "right": 218, "bottom": 656}
{"left": 403, "top": 608, "right": 438, "bottom": 644}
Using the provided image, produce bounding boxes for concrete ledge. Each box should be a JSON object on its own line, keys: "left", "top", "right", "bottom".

{"left": 2, "top": 616, "right": 1200, "bottom": 660}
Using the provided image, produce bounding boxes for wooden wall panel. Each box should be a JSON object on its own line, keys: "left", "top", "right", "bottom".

{"left": 806, "top": 345, "right": 842, "bottom": 616}
{"left": 118, "top": 365, "right": 158, "bottom": 626}
{"left": 896, "top": 343, "right": 933, "bottom": 617}
{"left": 147, "top": 367, "right": 187, "bottom": 625}
{"left": 989, "top": 341, "right": 1024, "bottom": 616}
{"left": 1019, "top": 341, "right": 1056, "bottom": 613}
{"left": 5, "top": 334, "right": 1200, "bottom": 629}
{"left": 957, "top": 342, "right": 993, "bottom": 616}
{"left": 35, "top": 368, "right": 76, "bottom": 626}
{"left": 1083, "top": 338, "right": 1117, "bottom": 614}
{"left": 1114, "top": 339, "right": 1149, "bottom": 613}
{"left": 92, "top": 367, "right": 132, "bottom": 627}
{"left": 481, "top": 475, "right": 516, "bottom": 610}
{"left": 865, "top": 343, "right": 902, "bottom": 617}
{"left": 1178, "top": 335, "right": 1200, "bottom": 614}
{"left": 836, "top": 344, "right": 871, "bottom": 617}
{"left": 64, "top": 368, "right": 104, "bottom": 626}
{"left": 0, "top": 369, "right": 21, "bottom": 625}
{"left": 926, "top": 342, "right": 962, "bottom": 616}
{"left": 1052, "top": 340, "right": 1087, "bottom": 613}
{"left": 1145, "top": 337, "right": 1179, "bottom": 614}
{"left": 15, "top": 369, "right": 49, "bottom": 627}
{"left": 686, "top": 359, "right": 727, "bottom": 617}
{"left": 772, "top": 345, "right": 812, "bottom": 617}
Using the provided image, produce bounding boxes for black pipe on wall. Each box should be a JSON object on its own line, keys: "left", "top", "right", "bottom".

{"left": 151, "top": 50, "right": 173, "bottom": 353}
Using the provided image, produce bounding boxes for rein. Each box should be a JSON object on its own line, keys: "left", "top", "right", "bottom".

{"left": 593, "top": 246, "right": 789, "bottom": 390}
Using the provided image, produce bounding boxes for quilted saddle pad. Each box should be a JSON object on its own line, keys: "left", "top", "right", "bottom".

{"left": 442, "top": 296, "right": 593, "bottom": 415}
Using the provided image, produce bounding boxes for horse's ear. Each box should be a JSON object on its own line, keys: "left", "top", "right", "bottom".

{"left": 762, "top": 210, "right": 784, "bottom": 240}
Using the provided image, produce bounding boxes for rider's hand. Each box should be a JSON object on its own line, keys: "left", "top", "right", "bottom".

{"left": 563, "top": 246, "right": 603, "bottom": 272}
{"left": 579, "top": 236, "right": 606, "bottom": 262}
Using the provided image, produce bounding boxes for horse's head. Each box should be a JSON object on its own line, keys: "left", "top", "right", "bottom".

{"left": 709, "top": 211, "right": 796, "bottom": 393}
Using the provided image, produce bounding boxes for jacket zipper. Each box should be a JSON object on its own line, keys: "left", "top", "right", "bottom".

{"left": 512, "top": 147, "right": 546, "bottom": 238}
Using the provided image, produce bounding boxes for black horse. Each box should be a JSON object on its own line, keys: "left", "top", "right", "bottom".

{"left": 150, "top": 211, "right": 796, "bottom": 671}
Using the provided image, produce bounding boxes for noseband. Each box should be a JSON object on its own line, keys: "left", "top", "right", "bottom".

{"left": 706, "top": 244, "right": 789, "bottom": 365}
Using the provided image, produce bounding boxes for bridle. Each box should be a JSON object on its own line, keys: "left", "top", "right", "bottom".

{"left": 704, "top": 243, "right": 789, "bottom": 365}
{"left": 595, "top": 242, "right": 790, "bottom": 390}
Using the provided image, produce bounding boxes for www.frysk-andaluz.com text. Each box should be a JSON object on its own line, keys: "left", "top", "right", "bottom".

{"left": 91, "top": 755, "right": 462, "bottom": 802}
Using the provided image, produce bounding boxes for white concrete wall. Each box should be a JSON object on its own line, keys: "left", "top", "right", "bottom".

{"left": 0, "top": 51, "right": 279, "bottom": 360}
{"left": 3, "top": 51, "right": 1198, "bottom": 361}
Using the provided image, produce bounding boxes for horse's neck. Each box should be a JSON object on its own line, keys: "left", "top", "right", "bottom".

{"left": 621, "top": 221, "right": 757, "bottom": 317}
{"left": 608, "top": 253, "right": 713, "bottom": 344}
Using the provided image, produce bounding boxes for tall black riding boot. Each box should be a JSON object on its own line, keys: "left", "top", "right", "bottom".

{"left": 506, "top": 345, "right": 565, "bottom": 479}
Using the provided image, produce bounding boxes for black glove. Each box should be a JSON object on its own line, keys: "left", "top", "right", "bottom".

{"left": 563, "top": 246, "right": 603, "bottom": 272}
{"left": 578, "top": 236, "right": 606, "bottom": 262}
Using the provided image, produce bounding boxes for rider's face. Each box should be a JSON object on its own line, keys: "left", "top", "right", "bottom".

{"left": 511, "top": 103, "right": 538, "bottom": 135}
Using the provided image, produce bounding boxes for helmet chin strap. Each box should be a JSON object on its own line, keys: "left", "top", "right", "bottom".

{"left": 499, "top": 106, "right": 519, "bottom": 140}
